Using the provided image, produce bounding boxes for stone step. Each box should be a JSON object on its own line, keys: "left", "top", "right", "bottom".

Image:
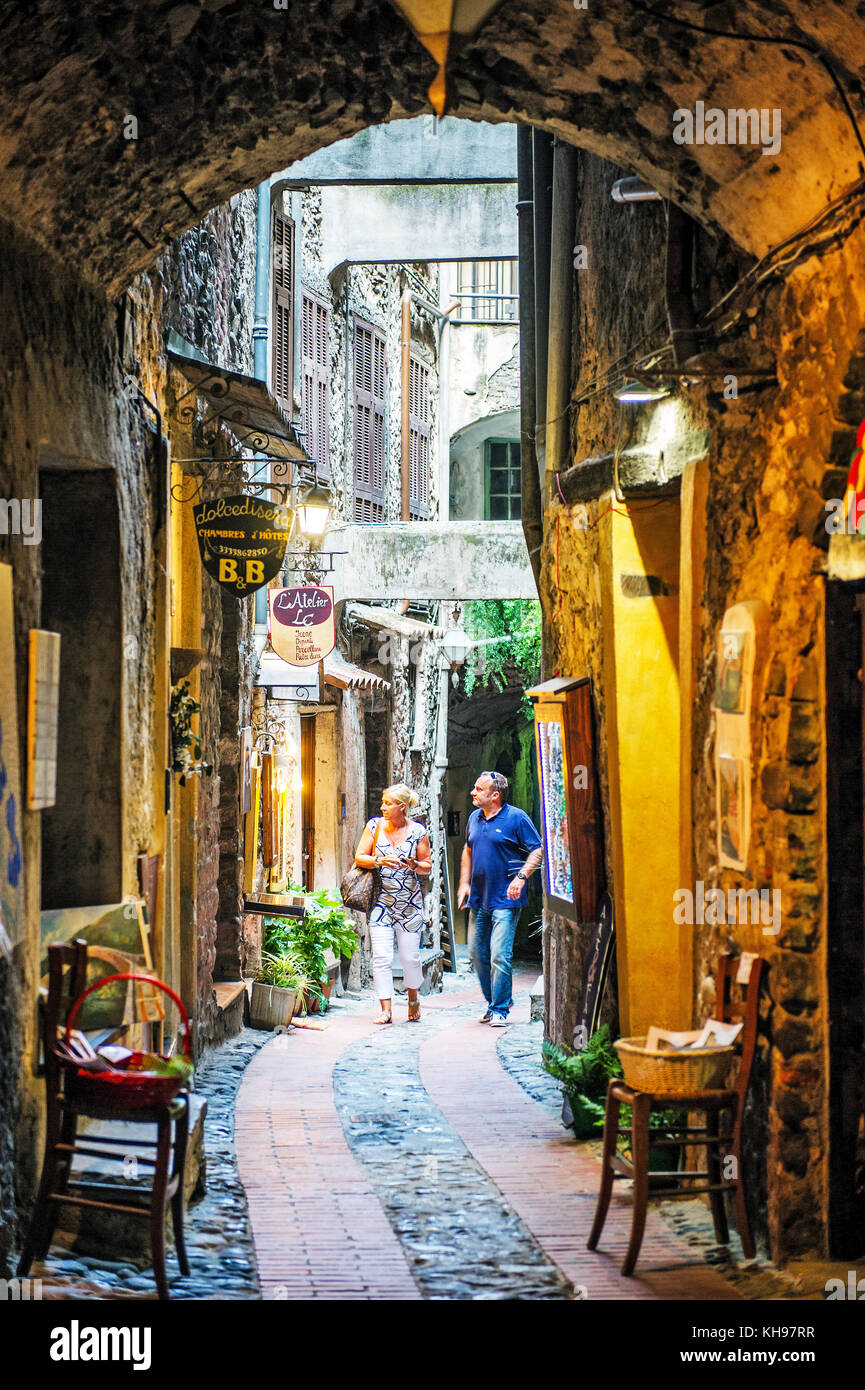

{"left": 392, "top": 946, "right": 444, "bottom": 995}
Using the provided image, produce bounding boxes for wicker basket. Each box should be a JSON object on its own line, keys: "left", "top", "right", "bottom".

{"left": 614, "top": 1036, "right": 735, "bottom": 1095}
{"left": 62, "top": 972, "right": 192, "bottom": 1110}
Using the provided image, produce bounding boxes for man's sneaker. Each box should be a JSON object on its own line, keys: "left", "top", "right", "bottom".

{"left": 478, "top": 1009, "right": 492, "bottom": 1023}
{"left": 489, "top": 1013, "right": 509, "bottom": 1027}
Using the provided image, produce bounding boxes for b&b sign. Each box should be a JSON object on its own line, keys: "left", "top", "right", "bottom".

{"left": 269, "top": 586, "right": 335, "bottom": 667}
{"left": 193, "top": 494, "right": 290, "bottom": 597}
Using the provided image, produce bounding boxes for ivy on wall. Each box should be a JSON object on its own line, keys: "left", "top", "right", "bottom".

{"left": 462, "top": 599, "right": 541, "bottom": 707}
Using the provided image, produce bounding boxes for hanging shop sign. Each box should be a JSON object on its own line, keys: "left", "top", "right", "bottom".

{"left": 193, "top": 494, "right": 290, "bottom": 596}
{"left": 269, "top": 586, "right": 336, "bottom": 667}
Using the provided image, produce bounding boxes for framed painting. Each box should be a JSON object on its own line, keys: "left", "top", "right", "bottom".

{"left": 527, "top": 677, "right": 605, "bottom": 924}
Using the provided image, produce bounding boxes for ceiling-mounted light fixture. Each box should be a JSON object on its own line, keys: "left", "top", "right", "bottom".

{"left": 611, "top": 177, "right": 662, "bottom": 203}
{"left": 388, "top": 0, "right": 506, "bottom": 115}
{"left": 614, "top": 379, "right": 670, "bottom": 404}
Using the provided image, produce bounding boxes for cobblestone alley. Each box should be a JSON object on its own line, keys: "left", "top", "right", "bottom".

{"left": 232, "top": 967, "right": 789, "bottom": 1302}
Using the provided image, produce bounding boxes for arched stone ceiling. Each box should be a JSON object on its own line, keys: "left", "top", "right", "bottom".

{"left": 1, "top": 0, "right": 863, "bottom": 297}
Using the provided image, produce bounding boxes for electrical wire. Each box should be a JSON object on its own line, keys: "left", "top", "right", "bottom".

{"left": 627, "top": 0, "right": 865, "bottom": 163}
{"left": 534, "top": 6, "right": 865, "bottom": 424}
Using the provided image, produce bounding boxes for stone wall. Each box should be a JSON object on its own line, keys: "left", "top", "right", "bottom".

{"left": 540, "top": 146, "right": 865, "bottom": 1261}
{"left": 0, "top": 184, "right": 257, "bottom": 1266}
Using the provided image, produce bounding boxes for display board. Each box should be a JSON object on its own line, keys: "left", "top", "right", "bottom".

{"left": 527, "top": 677, "right": 605, "bottom": 924}
{"left": 0, "top": 565, "right": 23, "bottom": 959}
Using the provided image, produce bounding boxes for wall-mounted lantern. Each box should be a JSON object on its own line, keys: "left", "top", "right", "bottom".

{"left": 614, "top": 378, "right": 670, "bottom": 404}
{"left": 296, "top": 479, "right": 333, "bottom": 538}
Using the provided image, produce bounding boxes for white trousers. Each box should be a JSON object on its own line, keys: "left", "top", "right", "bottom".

{"left": 369, "top": 921, "right": 423, "bottom": 999}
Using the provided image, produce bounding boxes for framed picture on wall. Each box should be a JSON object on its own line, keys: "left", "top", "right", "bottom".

{"left": 717, "top": 754, "right": 746, "bottom": 868}
{"left": 240, "top": 726, "right": 253, "bottom": 816}
{"left": 715, "top": 630, "right": 748, "bottom": 713}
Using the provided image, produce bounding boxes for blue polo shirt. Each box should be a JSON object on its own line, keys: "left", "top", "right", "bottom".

{"left": 466, "top": 803, "right": 542, "bottom": 911}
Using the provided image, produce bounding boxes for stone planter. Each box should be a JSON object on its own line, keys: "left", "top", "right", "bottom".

{"left": 249, "top": 982, "right": 300, "bottom": 1030}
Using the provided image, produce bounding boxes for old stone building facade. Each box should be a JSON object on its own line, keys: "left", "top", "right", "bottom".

{"left": 2, "top": 0, "right": 865, "bottom": 1280}
{"left": 535, "top": 142, "right": 865, "bottom": 1261}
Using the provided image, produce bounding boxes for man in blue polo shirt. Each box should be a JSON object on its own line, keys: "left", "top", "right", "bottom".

{"left": 457, "top": 770, "right": 542, "bottom": 1026}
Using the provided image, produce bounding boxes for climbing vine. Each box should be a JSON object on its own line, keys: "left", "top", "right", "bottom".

{"left": 462, "top": 600, "right": 541, "bottom": 705}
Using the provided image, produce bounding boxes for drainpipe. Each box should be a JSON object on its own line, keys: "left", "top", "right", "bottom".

{"left": 532, "top": 131, "right": 554, "bottom": 484}
{"left": 517, "top": 126, "right": 542, "bottom": 593}
{"left": 401, "top": 287, "right": 411, "bottom": 521}
{"left": 253, "top": 180, "right": 270, "bottom": 383}
{"left": 545, "top": 139, "right": 578, "bottom": 507}
{"left": 665, "top": 202, "right": 699, "bottom": 368}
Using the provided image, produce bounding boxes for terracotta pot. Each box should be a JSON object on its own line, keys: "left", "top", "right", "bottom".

{"left": 302, "top": 980, "right": 332, "bottom": 1015}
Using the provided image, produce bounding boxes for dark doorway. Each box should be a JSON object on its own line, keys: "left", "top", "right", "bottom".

{"left": 39, "top": 469, "right": 123, "bottom": 908}
{"left": 301, "top": 713, "right": 316, "bottom": 889}
{"left": 825, "top": 581, "right": 865, "bottom": 1257}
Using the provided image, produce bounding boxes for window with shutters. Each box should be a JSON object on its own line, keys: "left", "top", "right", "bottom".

{"left": 272, "top": 213, "right": 294, "bottom": 412}
{"left": 408, "top": 355, "right": 430, "bottom": 520}
{"left": 301, "top": 291, "right": 330, "bottom": 479}
{"left": 352, "top": 318, "right": 387, "bottom": 524}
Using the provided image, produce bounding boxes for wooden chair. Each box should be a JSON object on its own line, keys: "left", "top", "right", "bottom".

{"left": 17, "top": 940, "right": 191, "bottom": 1300}
{"left": 587, "top": 952, "right": 764, "bottom": 1276}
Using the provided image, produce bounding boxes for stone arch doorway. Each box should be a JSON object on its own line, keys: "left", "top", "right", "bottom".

{"left": 3, "top": 1, "right": 865, "bottom": 296}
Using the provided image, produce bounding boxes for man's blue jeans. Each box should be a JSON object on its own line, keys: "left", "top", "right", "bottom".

{"left": 469, "top": 907, "right": 519, "bottom": 1017}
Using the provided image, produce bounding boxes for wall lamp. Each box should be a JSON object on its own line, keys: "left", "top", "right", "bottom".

{"left": 295, "top": 478, "right": 333, "bottom": 538}
{"left": 611, "top": 177, "right": 662, "bottom": 203}
{"left": 614, "top": 379, "right": 670, "bottom": 404}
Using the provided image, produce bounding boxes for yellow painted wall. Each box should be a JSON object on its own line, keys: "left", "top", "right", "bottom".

{"left": 601, "top": 496, "right": 685, "bottom": 1035}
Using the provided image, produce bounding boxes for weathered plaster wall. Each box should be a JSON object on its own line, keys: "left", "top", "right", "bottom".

{"left": 292, "top": 185, "right": 440, "bottom": 529}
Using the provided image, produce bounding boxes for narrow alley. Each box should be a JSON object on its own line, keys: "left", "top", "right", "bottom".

{"left": 3, "top": 0, "right": 865, "bottom": 1361}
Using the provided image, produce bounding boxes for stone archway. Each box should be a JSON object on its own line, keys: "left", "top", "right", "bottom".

{"left": 2, "top": 1, "right": 865, "bottom": 295}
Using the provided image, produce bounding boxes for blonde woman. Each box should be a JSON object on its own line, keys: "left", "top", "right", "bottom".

{"left": 354, "top": 784, "right": 431, "bottom": 1024}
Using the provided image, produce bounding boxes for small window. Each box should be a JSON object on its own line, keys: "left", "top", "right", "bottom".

{"left": 485, "top": 439, "right": 521, "bottom": 521}
{"left": 455, "top": 260, "right": 518, "bottom": 322}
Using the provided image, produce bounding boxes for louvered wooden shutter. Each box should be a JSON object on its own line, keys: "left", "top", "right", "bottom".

{"left": 408, "top": 355, "right": 430, "bottom": 520}
{"left": 272, "top": 213, "right": 294, "bottom": 410}
{"left": 301, "top": 291, "right": 330, "bottom": 479}
{"left": 353, "top": 319, "right": 387, "bottom": 523}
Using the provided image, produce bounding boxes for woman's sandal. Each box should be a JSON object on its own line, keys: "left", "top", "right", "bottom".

{"left": 372, "top": 1009, "right": 392, "bottom": 1025}
{"left": 407, "top": 999, "right": 421, "bottom": 1023}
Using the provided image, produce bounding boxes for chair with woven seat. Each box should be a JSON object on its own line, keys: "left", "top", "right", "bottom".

{"left": 17, "top": 940, "right": 191, "bottom": 1300}
{"left": 587, "top": 951, "right": 764, "bottom": 1276}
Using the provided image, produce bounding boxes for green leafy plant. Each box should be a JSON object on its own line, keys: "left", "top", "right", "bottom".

{"left": 169, "top": 680, "right": 212, "bottom": 785}
{"left": 542, "top": 1026, "right": 682, "bottom": 1139}
{"left": 462, "top": 600, "right": 541, "bottom": 712}
{"left": 256, "top": 948, "right": 309, "bottom": 993}
{"left": 543, "top": 1025, "right": 623, "bottom": 1136}
{"left": 263, "top": 887, "right": 359, "bottom": 1014}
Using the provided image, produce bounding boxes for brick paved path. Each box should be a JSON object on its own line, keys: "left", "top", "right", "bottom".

{"left": 235, "top": 971, "right": 743, "bottom": 1301}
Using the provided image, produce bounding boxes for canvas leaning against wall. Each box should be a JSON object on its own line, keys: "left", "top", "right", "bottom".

{"left": 40, "top": 900, "right": 161, "bottom": 1030}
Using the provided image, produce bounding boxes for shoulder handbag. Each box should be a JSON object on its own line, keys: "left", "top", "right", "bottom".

{"left": 340, "top": 818, "right": 382, "bottom": 914}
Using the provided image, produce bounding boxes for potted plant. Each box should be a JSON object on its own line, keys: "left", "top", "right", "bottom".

{"left": 263, "top": 889, "right": 359, "bottom": 1015}
{"left": 250, "top": 948, "right": 309, "bottom": 1030}
{"left": 543, "top": 1026, "right": 684, "bottom": 1185}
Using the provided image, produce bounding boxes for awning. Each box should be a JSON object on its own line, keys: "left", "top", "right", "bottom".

{"left": 255, "top": 646, "right": 390, "bottom": 694}
{"left": 167, "top": 334, "right": 307, "bottom": 463}
{"left": 324, "top": 652, "right": 390, "bottom": 692}
{"left": 345, "top": 602, "right": 443, "bottom": 639}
